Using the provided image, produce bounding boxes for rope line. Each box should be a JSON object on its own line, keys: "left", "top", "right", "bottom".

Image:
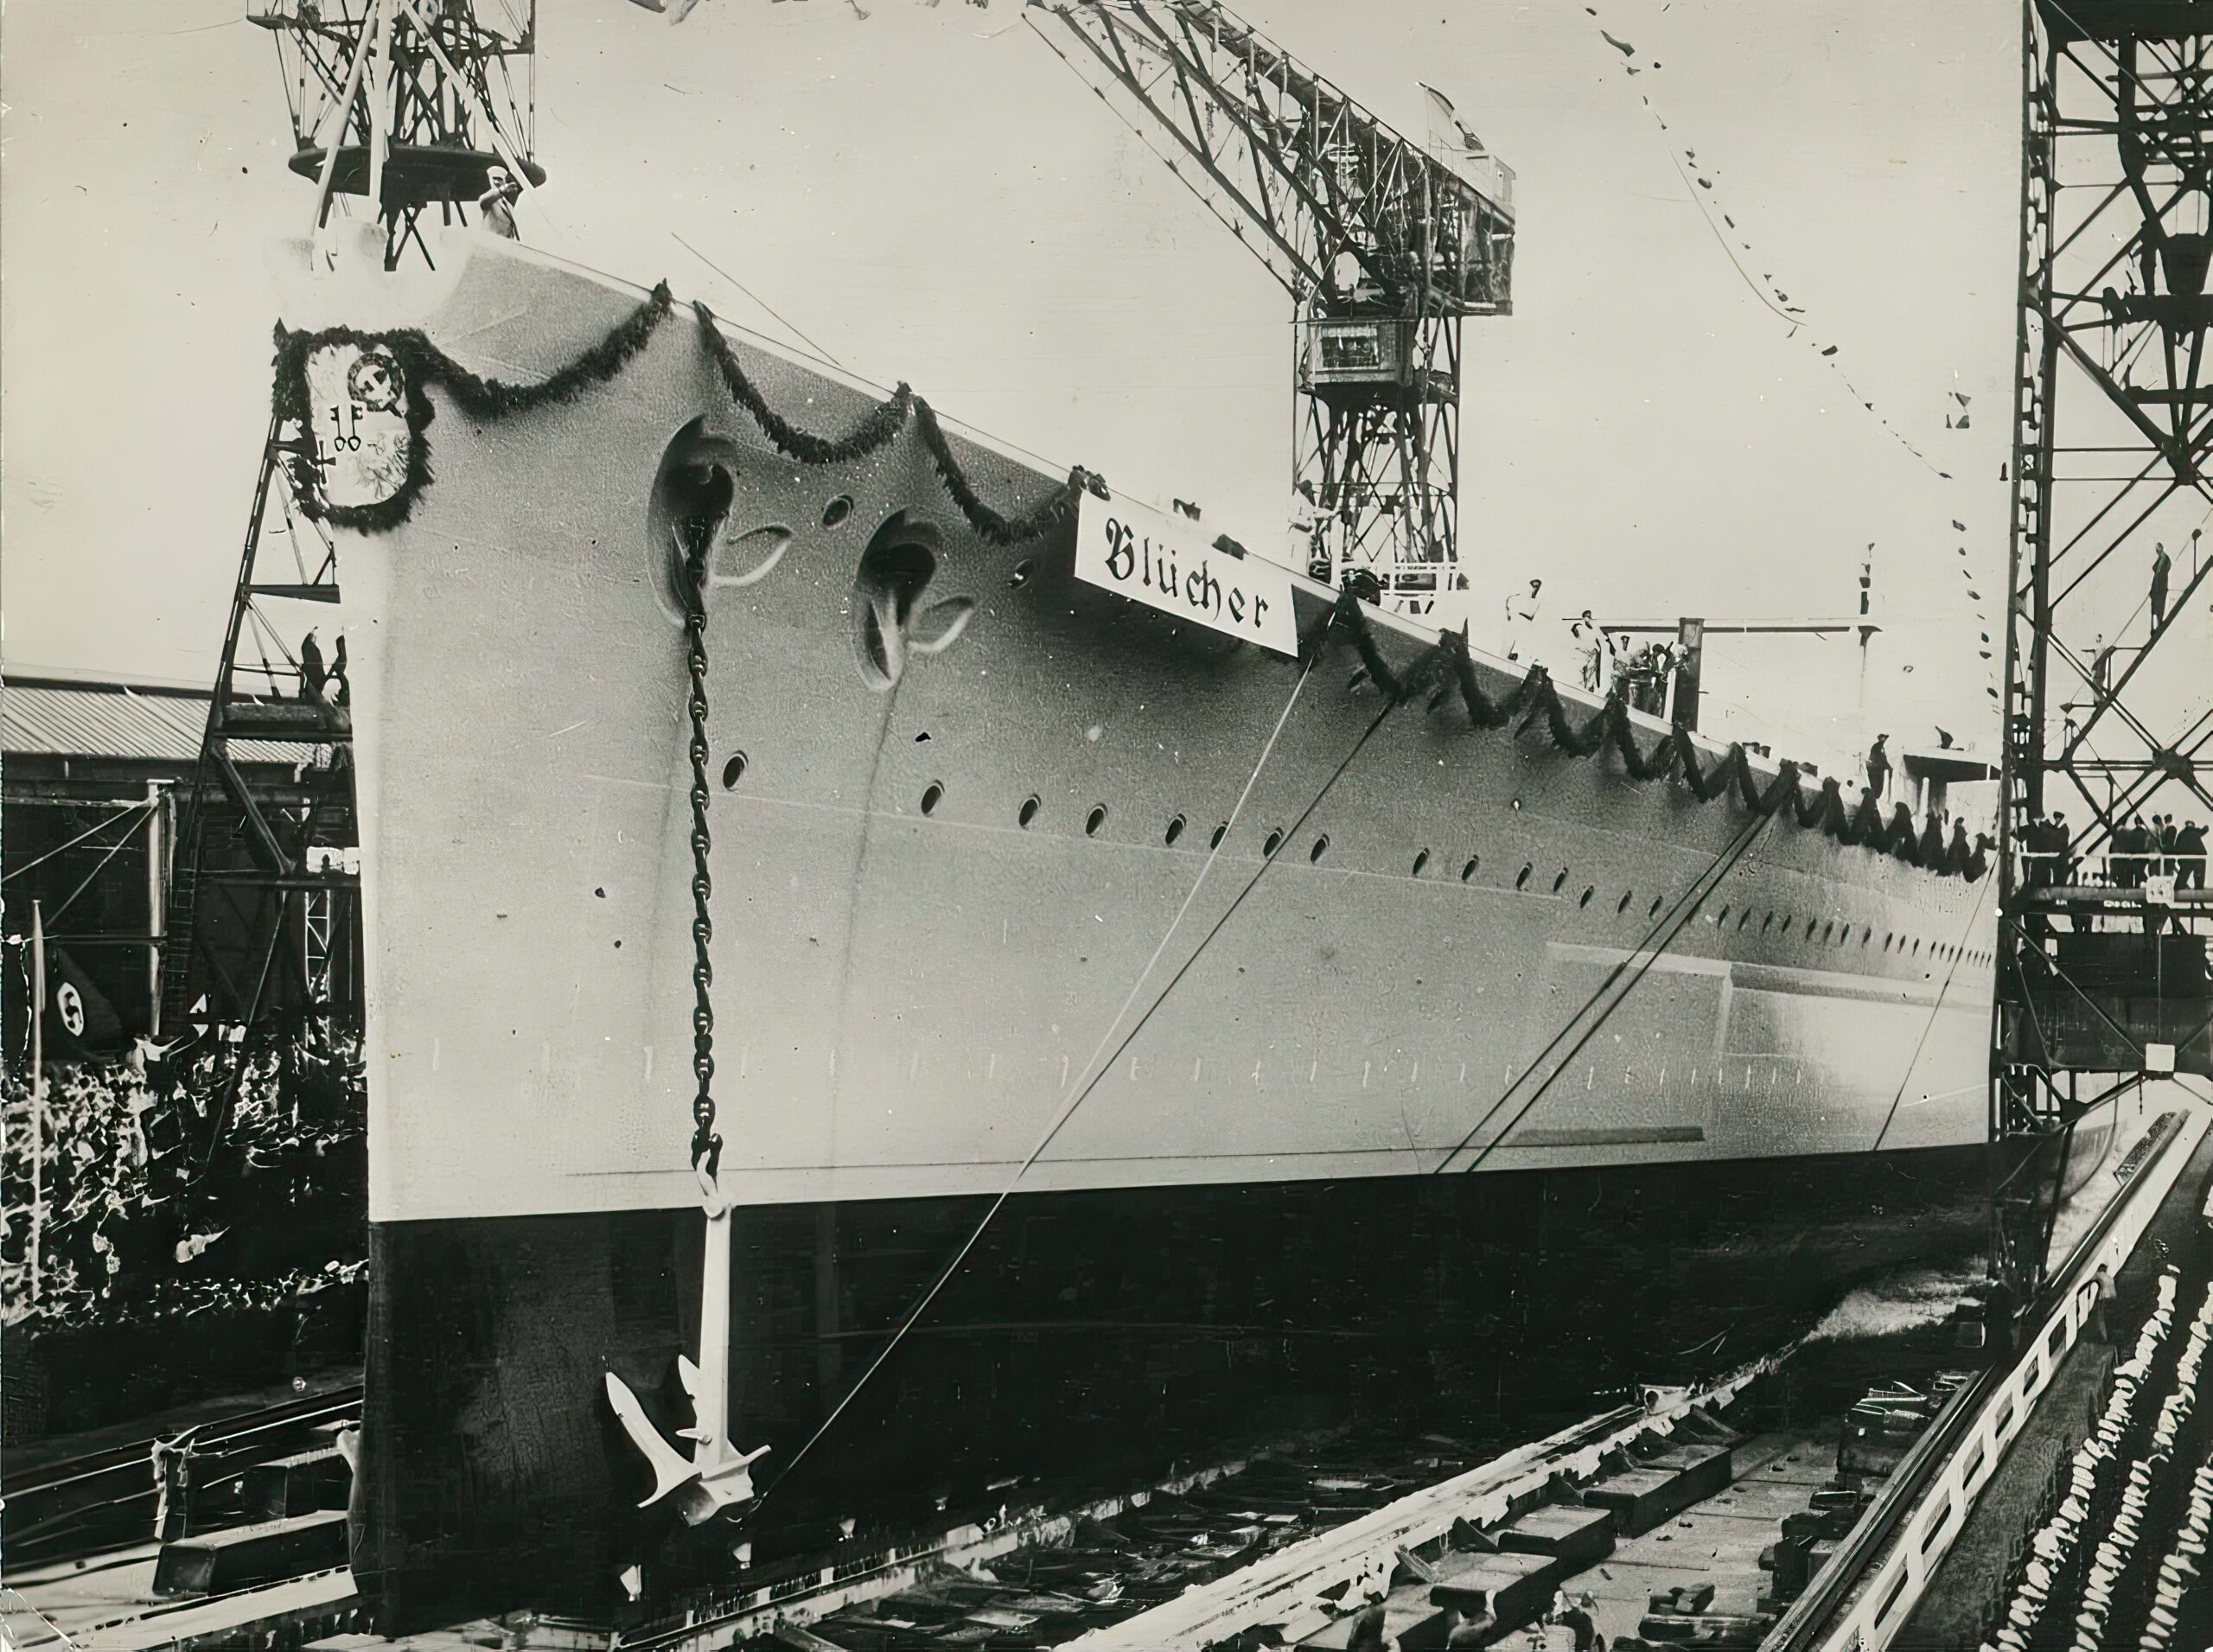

{"left": 3, "top": 802, "right": 156, "bottom": 887}
{"left": 1866, "top": 870, "right": 1997, "bottom": 1156}
{"left": 1432, "top": 804, "right": 1776, "bottom": 1177}
{"left": 749, "top": 633, "right": 1332, "bottom": 1512}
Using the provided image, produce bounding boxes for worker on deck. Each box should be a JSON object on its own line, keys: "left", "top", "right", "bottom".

{"left": 2152, "top": 540, "right": 2172, "bottom": 628}
{"left": 1502, "top": 577, "right": 1541, "bottom": 663}
{"left": 1571, "top": 609, "right": 1604, "bottom": 691}
{"left": 478, "top": 163, "right": 522, "bottom": 239}
{"left": 1865, "top": 733, "right": 1891, "bottom": 802}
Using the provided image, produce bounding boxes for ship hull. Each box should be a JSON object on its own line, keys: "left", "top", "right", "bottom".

{"left": 284, "top": 234, "right": 2016, "bottom": 1624}
{"left": 352, "top": 1137, "right": 2055, "bottom": 1630}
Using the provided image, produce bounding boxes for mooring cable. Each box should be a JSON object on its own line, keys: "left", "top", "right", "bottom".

{"left": 1431, "top": 803, "right": 1776, "bottom": 1177}
{"left": 748, "top": 642, "right": 1335, "bottom": 1510}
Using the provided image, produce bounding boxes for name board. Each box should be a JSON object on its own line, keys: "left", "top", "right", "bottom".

{"left": 1074, "top": 490, "right": 1298, "bottom": 656}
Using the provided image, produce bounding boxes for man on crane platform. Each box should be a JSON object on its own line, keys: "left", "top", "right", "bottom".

{"left": 478, "top": 164, "right": 522, "bottom": 240}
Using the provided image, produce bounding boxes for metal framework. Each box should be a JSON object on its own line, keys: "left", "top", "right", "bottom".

{"left": 1030, "top": 0, "right": 1515, "bottom": 620}
{"left": 158, "top": 0, "right": 545, "bottom": 1104}
{"left": 255, "top": 0, "right": 540, "bottom": 269}
{"left": 159, "top": 425, "right": 358, "bottom": 1056}
{"left": 1993, "top": 0, "right": 2213, "bottom": 1283}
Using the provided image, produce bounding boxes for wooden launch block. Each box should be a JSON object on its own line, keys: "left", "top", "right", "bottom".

{"left": 1583, "top": 1444, "right": 1736, "bottom": 1536}
{"left": 242, "top": 1446, "right": 352, "bottom": 1521}
{"left": 152, "top": 1510, "right": 348, "bottom": 1597}
{"left": 1425, "top": 1548, "right": 1567, "bottom": 1634}
{"left": 1496, "top": 1501, "right": 1617, "bottom": 1568}
{"left": 1294, "top": 1586, "right": 1450, "bottom": 1650}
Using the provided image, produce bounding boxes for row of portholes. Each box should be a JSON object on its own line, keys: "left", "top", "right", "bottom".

{"left": 1707, "top": 902, "right": 1993, "bottom": 966}
{"left": 759, "top": 762, "right": 2001, "bottom": 967}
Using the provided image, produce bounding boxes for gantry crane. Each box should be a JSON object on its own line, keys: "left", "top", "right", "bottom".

{"left": 1992, "top": 0, "right": 2213, "bottom": 1294}
{"left": 1028, "top": 0, "right": 1515, "bottom": 621}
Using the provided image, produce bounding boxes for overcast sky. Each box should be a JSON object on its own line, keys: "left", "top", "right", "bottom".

{"left": 3, "top": 0, "right": 2027, "bottom": 767}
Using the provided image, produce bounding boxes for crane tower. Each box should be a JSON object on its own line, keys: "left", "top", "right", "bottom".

{"left": 1030, "top": 1, "right": 1515, "bottom": 621}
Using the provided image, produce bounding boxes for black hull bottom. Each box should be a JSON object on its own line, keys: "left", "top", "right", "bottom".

{"left": 353, "top": 1143, "right": 2028, "bottom": 1630}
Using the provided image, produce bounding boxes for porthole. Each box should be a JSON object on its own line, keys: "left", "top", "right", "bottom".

{"left": 822, "top": 494, "right": 854, "bottom": 528}
{"left": 1649, "top": 896, "right": 1663, "bottom": 918}
{"left": 1578, "top": 886, "right": 1595, "bottom": 909}
{"left": 1738, "top": 911, "right": 1751, "bottom": 929}
{"left": 1884, "top": 934, "right": 1893, "bottom": 951}
{"left": 1779, "top": 916, "right": 1792, "bottom": 936}
{"left": 1086, "top": 805, "right": 1108, "bottom": 838}
{"left": 1165, "top": 813, "right": 1186, "bottom": 846}
{"left": 1263, "top": 829, "right": 1285, "bottom": 857}
{"left": 920, "top": 781, "right": 944, "bottom": 816}
{"left": 1462, "top": 858, "right": 1480, "bottom": 883}
{"left": 1210, "top": 822, "right": 1228, "bottom": 850}
{"left": 1010, "top": 558, "right": 1036, "bottom": 589}
{"left": 1310, "top": 835, "right": 1330, "bottom": 864}
{"left": 1413, "top": 849, "right": 1431, "bottom": 876}
{"left": 1515, "top": 863, "right": 1534, "bottom": 890}
{"left": 1763, "top": 913, "right": 1775, "bottom": 932}
{"left": 1622, "top": 892, "right": 1636, "bottom": 915}
{"left": 1821, "top": 922, "right": 1834, "bottom": 942}
{"left": 1552, "top": 868, "right": 1569, "bottom": 893}
{"left": 721, "top": 752, "right": 747, "bottom": 789}
{"left": 1912, "top": 938, "right": 1922, "bottom": 955}
{"left": 1018, "top": 795, "right": 1040, "bottom": 828}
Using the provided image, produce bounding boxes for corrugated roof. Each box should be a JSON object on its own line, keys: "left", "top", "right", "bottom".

{"left": 1, "top": 679, "right": 325, "bottom": 767}
{"left": 3, "top": 680, "right": 208, "bottom": 763}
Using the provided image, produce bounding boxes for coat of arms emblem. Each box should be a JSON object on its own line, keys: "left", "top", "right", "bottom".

{"left": 302, "top": 341, "right": 414, "bottom": 511}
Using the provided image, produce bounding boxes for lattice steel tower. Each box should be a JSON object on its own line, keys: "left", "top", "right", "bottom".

{"left": 256, "top": 0, "right": 541, "bottom": 270}
{"left": 1993, "top": 0, "right": 2213, "bottom": 1280}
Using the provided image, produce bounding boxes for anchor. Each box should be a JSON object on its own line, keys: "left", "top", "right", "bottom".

{"left": 605, "top": 1171, "right": 770, "bottom": 1526}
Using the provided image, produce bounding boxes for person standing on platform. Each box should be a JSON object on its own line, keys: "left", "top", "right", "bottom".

{"left": 330, "top": 635, "right": 350, "bottom": 708}
{"left": 478, "top": 163, "right": 522, "bottom": 240}
{"left": 1572, "top": 609, "right": 1604, "bottom": 691}
{"left": 1502, "top": 578, "right": 1542, "bottom": 663}
{"left": 2152, "top": 540, "right": 2172, "bottom": 628}
{"left": 2176, "top": 819, "right": 2207, "bottom": 890}
{"left": 1865, "top": 733, "right": 1891, "bottom": 803}
{"left": 298, "top": 630, "right": 327, "bottom": 702}
{"left": 2089, "top": 1264, "right": 2116, "bottom": 1343}
{"left": 150, "top": 1426, "right": 201, "bottom": 1543}
{"left": 2159, "top": 814, "right": 2179, "bottom": 878}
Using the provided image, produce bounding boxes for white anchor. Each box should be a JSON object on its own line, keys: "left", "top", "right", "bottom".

{"left": 605, "top": 1167, "right": 770, "bottom": 1526}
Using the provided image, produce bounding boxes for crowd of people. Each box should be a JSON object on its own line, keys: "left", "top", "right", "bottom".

{"left": 2, "top": 1036, "right": 367, "bottom": 1330}
{"left": 2018, "top": 812, "right": 2207, "bottom": 890}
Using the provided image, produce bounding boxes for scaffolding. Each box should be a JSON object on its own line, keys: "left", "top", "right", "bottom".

{"left": 1993, "top": 0, "right": 2213, "bottom": 1286}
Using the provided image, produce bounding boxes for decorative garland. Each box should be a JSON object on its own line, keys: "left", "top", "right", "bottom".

{"left": 1307, "top": 589, "right": 1991, "bottom": 884}
{"left": 691, "top": 300, "right": 1087, "bottom": 546}
{"left": 268, "top": 282, "right": 1987, "bottom": 885}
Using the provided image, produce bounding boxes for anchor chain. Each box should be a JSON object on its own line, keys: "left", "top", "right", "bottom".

{"left": 682, "top": 526, "right": 721, "bottom": 1188}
